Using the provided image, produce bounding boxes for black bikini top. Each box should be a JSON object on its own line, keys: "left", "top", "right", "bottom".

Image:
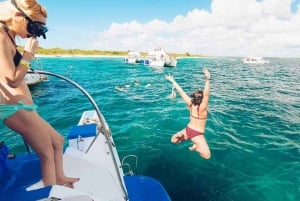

{"left": 0, "top": 21, "right": 22, "bottom": 66}
{"left": 13, "top": 50, "right": 22, "bottom": 66}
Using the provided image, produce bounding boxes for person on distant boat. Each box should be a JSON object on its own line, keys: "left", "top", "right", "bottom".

{"left": 165, "top": 68, "right": 211, "bottom": 159}
{"left": 0, "top": 0, "right": 79, "bottom": 187}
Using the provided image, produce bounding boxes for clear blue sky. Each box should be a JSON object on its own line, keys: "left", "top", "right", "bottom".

{"left": 29, "top": 0, "right": 300, "bottom": 57}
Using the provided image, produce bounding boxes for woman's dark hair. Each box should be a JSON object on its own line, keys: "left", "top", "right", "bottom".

{"left": 190, "top": 90, "right": 203, "bottom": 105}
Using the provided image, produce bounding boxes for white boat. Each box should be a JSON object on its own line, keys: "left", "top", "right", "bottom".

{"left": 143, "top": 48, "right": 177, "bottom": 67}
{"left": 243, "top": 56, "right": 269, "bottom": 64}
{"left": 124, "top": 51, "right": 143, "bottom": 64}
{"left": 164, "top": 58, "right": 178, "bottom": 67}
{"left": 24, "top": 70, "right": 48, "bottom": 85}
{"left": 0, "top": 71, "right": 171, "bottom": 201}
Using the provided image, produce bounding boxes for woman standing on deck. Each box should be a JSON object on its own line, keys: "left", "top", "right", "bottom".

{"left": 0, "top": 0, "right": 79, "bottom": 187}
{"left": 165, "top": 68, "right": 211, "bottom": 159}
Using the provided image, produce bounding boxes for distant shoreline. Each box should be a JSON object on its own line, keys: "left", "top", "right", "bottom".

{"left": 35, "top": 54, "right": 211, "bottom": 59}
{"left": 35, "top": 54, "right": 123, "bottom": 58}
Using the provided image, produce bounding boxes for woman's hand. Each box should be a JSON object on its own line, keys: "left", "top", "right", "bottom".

{"left": 203, "top": 68, "right": 210, "bottom": 80}
{"left": 165, "top": 73, "right": 175, "bottom": 83}
{"left": 23, "top": 37, "right": 39, "bottom": 61}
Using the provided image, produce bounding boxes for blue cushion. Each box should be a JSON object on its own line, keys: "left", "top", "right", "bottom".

{"left": 0, "top": 153, "right": 42, "bottom": 200}
{"left": 67, "top": 124, "right": 97, "bottom": 140}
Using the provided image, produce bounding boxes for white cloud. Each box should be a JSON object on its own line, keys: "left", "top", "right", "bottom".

{"left": 261, "top": 0, "right": 293, "bottom": 18}
{"left": 92, "top": 0, "right": 300, "bottom": 57}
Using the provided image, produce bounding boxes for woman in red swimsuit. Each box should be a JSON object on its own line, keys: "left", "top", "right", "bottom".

{"left": 165, "top": 68, "right": 211, "bottom": 159}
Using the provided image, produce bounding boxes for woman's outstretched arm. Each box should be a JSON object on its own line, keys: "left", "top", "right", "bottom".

{"left": 202, "top": 68, "right": 210, "bottom": 109}
{"left": 165, "top": 74, "right": 191, "bottom": 105}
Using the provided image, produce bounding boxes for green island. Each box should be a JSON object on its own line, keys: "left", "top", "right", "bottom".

{"left": 23, "top": 47, "right": 207, "bottom": 58}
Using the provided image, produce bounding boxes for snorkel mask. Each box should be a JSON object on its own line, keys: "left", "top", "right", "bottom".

{"left": 11, "top": 0, "right": 48, "bottom": 39}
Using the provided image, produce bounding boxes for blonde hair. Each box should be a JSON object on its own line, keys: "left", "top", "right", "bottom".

{"left": 0, "top": 0, "right": 47, "bottom": 22}
{"left": 17, "top": 0, "right": 47, "bottom": 20}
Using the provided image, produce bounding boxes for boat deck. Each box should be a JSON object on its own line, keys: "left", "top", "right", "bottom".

{"left": 0, "top": 153, "right": 170, "bottom": 201}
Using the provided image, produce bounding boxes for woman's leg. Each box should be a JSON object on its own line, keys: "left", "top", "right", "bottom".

{"left": 48, "top": 127, "right": 79, "bottom": 186}
{"left": 191, "top": 136, "right": 211, "bottom": 159}
{"left": 6, "top": 110, "right": 57, "bottom": 186}
{"left": 171, "top": 128, "right": 187, "bottom": 144}
{"left": 6, "top": 109, "right": 79, "bottom": 186}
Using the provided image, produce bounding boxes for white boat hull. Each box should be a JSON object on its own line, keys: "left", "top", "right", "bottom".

{"left": 144, "top": 48, "right": 178, "bottom": 67}
{"left": 124, "top": 57, "right": 137, "bottom": 64}
{"left": 164, "top": 59, "right": 177, "bottom": 67}
{"left": 144, "top": 59, "right": 165, "bottom": 67}
{"left": 24, "top": 72, "right": 47, "bottom": 85}
{"left": 243, "top": 57, "right": 269, "bottom": 64}
{"left": 124, "top": 51, "right": 143, "bottom": 64}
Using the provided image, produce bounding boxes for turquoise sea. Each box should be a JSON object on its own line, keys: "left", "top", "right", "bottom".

{"left": 1, "top": 57, "right": 299, "bottom": 201}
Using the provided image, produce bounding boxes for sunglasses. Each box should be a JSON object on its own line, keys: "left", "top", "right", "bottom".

{"left": 11, "top": 0, "right": 48, "bottom": 39}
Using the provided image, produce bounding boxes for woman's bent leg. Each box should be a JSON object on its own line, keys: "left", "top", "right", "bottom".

{"left": 191, "top": 136, "right": 211, "bottom": 159}
{"left": 49, "top": 128, "right": 79, "bottom": 186}
{"left": 171, "top": 128, "right": 187, "bottom": 144}
{"left": 5, "top": 110, "right": 57, "bottom": 186}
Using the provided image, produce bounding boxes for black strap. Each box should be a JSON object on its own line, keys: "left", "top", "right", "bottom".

{"left": 1, "top": 22, "right": 22, "bottom": 66}
{"left": 0, "top": 21, "right": 17, "bottom": 47}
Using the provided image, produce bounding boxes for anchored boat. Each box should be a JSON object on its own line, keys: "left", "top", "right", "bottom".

{"left": 24, "top": 70, "right": 47, "bottom": 85}
{"left": 124, "top": 51, "right": 144, "bottom": 64}
{"left": 243, "top": 56, "right": 269, "bottom": 64}
{"left": 25, "top": 60, "right": 48, "bottom": 85}
{"left": 143, "top": 48, "right": 177, "bottom": 67}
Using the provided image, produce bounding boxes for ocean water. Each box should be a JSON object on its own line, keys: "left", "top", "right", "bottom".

{"left": 1, "top": 57, "right": 299, "bottom": 201}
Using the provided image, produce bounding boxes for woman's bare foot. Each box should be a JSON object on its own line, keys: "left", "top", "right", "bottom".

{"left": 62, "top": 182, "right": 75, "bottom": 188}
{"left": 57, "top": 177, "right": 80, "bottom": 188}
{"left": 171, "top": 133, "right": 185, "bottom": 144}
{"left": 189, "top": 144, "right": 196, "bottom": 151}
